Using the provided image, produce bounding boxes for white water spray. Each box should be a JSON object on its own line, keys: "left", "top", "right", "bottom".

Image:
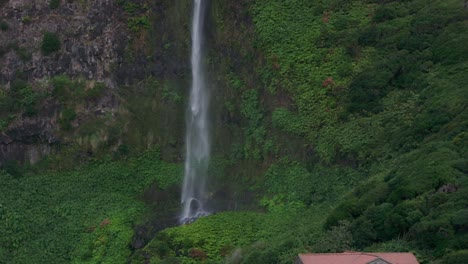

{"left": 180, "top": 0, "right": 210, "bottom": 224}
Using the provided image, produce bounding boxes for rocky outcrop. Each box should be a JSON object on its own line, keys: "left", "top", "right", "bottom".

{"left": 0, "top": 107, "right": 59, "bottom": 165}
{"left": 0, "top": 0, "right": 194, "bottom": 166}
{"left": 0, "top": 0, "right": 127, "bottom": 85}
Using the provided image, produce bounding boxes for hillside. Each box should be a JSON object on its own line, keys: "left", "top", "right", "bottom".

{"left": 1, "top": 0, "right": 467, "bottom": 263}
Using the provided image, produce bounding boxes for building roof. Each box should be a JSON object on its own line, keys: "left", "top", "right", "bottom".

{"left": 298, "top": 252, "right": 419, "bottom": 264}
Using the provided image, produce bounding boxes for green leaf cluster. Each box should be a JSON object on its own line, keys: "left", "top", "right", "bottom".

{"left": 41, "top": 32, "right": 61, "bottom": 55}
{"left": 0, "top": 79, "right": 40, "bottom": 120}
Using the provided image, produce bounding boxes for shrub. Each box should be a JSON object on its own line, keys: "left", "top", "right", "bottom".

{"left": 10, "top": 79, "right": 28, "bottom": 93}
{"left": 313, "top": 220, "right": 354, "bottom": 252}
{"left": 128, "top": 16, "right": 150, "bottom": 32}
{"left": 346, "top": 67, "right": 393, "bottom": 114}
{"left": 51, "top": 75, "right": 72, "bottom": 101}
{"left": 21, "top": 16, "right": 31, "bottom": 24}
{"left": 440, "top": 250, "right": 468, "bottom": 264}
{"left": 123, "top": 2, "right": 141, "bottom": 14}
{"left": 325, "top": 197, "right": 362, "bottom": 228}
{"left": 59, "top": 108, "right": 77, "bottom": 130}
{"left": 49, "top": 0, "right": 60, "bottom": 10}
{"left": 85, "top": 82, "right": 106, "bottom": 100}
{"left": 41, "top": 32, "right": 60, "bottom": 55}
{"left": 0, "top": 20, "right": 8, "bottom": 31}
{"left": 432, "top": 23, "right": 468, "bottom": 65}
{"left": 10, "top": 79, "right": 39, "bottom": 116}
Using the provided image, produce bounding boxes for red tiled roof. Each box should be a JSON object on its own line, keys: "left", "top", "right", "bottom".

{"left": 298, "top": 252, "right": 419, "bottom": 264}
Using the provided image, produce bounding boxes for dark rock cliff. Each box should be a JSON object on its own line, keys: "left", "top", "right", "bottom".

{"left": 0, "top": 0, "right": 127, "bottom": 83}
{"left": 0, "top": 0, "right": 131, "bottom": 165}
{"left": 0, "top": 0, "right": 194, "bottom": 165}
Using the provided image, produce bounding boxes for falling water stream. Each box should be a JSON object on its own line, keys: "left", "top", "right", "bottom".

{"left": 180, "top": 0, "right": 210, "bottom": 224}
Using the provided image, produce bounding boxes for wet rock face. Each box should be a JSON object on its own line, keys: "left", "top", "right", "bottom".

{"left": 0, "top": 97, "right": 60, "bottom": 165}
{"left": 0, "top": 116, "right": 58, "bottom": 165}
{"left": 0, "top": 0, "right": 127, "bottom": 84}
{"left": 0, "top": 0, "right": 193, "bottom": 165}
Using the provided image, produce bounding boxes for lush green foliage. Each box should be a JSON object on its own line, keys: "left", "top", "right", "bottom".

{"left": 239, "top": 89, "right": 272, "bottom": 160}
{"left": 154, "top": 0, "right": 468, "bottom": 262}
{"left": 137, "top": 0, "right": 467, "bottom": 263}
{"left": 131, "top": 207, "right": 327, "bottom": 264}
{"left": 261, "top": 160, "right": 363, "bottom": 210}
{"left": 0, "top": 149, "right": 182, "bottom": 263}
{"left": 41, "top": 32, "right": 61, "bottom": 55}
{"left": 0, "top": 79, "right": 41, "bottom": 123}
{"left": 1, "top": 0, "right": 466, "bottom": 263}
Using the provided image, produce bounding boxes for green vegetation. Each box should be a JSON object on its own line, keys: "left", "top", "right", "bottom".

{"left": 0, "top": 79, "right": 40, "bottom": 119}
{"left": 0, "top": 149, "right": 182, "bottom": 263}
{"left": 41, "top": 32, "right": 61, "bottom": 55}
{"left": 1, "top": 0, "right": 466, "bottom": 263}
{"left": 21, "top": 16, "right": 31, "bottom": 24}
{"left": 59, "top": 107, "right": 77, "bottom": 130}
{"left": 243, "top": 0, "right": 467, "bottom": 262}
{"left": 131, "top": 208, "right": 326, "bottom": 264}
{"left": 51, "top": 75, "right": 87, "bottom": 102}
{"left": 49, "top": 0, "right": 60, "bottom": 10}
{"left": 139, "top": 0, "right": 467, "bottom": 262}
{"left": 0, "top": 20, "right": 9, "bottom": 31}
{"left": 128, "top": 16, "right": 150, "bottom": 32}
{"left": 51, "top": 76, "right": 106, "bottom": 108}
{"left": 120, "top": 77, "right": 185, "bottom": 158}
{"left": 49, "top": 75, "right": 125, "bottom": 157}
{"left": 240, "top": 89, "right": 270, "bottom": 160}
{"left": 119, "top": 0, "right": 150, "bottom": 32}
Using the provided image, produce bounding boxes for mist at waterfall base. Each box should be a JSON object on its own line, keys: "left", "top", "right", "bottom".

{"left": 180, "top": 0, "right": 211, "bottom": 224}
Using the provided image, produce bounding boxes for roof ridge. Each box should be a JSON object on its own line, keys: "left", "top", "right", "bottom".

{"left": 368, "top": 252, "right": 413, "bottom": 254}
{"left": 299, "top": 252, "right": 361, "bottom": 255}
{"left": 362, "top": 252, "right": 385, "bottom": 258}
{"left": 350, "top": 254, "right": 376, "bottom": 264}
{"left": 300, "top": 252, "right": 413, "bottom": 255}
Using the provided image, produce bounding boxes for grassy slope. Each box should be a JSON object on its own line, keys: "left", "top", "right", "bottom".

{"left": 0, "top": 150, "right": 182, "bottom": 263}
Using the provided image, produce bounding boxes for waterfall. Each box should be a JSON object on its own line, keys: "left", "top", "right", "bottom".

{"left": 180, "top": 0, "right": 210, "bottom": 224}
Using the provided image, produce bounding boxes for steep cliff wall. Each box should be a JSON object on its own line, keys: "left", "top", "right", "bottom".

{"left": 0, "top": 0, "right": 126, "bottom": 83}
{"left": 0, "top": 0, "right": 193, "bottom": 165}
